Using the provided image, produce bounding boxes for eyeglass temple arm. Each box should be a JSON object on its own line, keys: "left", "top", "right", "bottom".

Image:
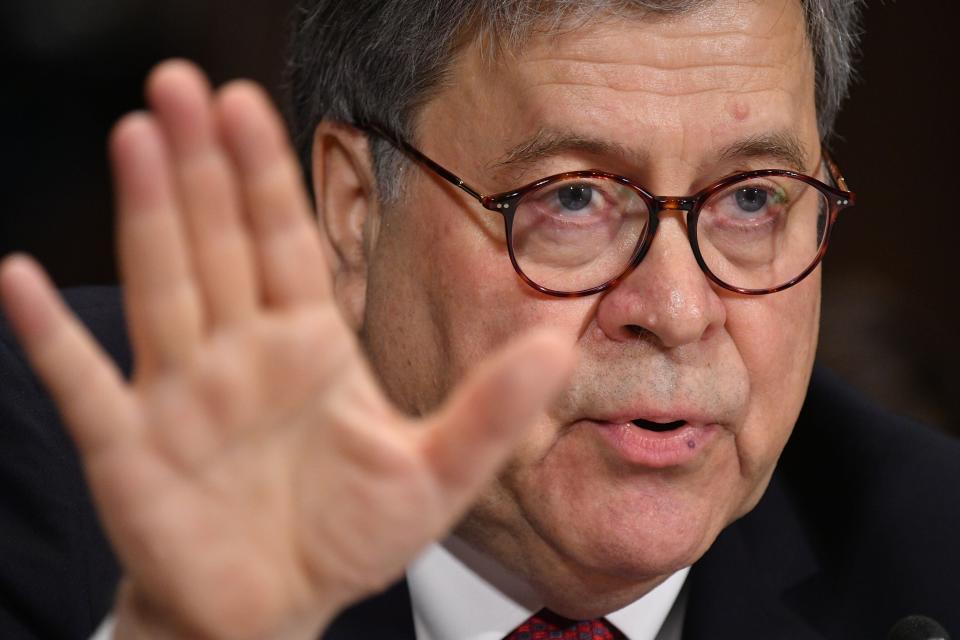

{"left": 822, "top": 149, "right": 853, "bottom": 195}
{"left": 356, "top": 123, "right": 486, "bottom": 202}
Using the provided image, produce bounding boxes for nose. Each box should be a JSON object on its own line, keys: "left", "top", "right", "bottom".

{"left": 594, "top": 213, "right": 726, "bottom": 348}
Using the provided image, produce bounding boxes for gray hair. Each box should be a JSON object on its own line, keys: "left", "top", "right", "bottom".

{"left": 287, "top": 0, "right": 863, "bottom": 203}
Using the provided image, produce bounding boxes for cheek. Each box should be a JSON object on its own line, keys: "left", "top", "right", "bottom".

{"left": 362, "top": 223, "right": 445, "bottom": 414}
{"left": 725, "top": 273, "right": 820, "bottom": 498}
{"left": 364, "top": 194, "right": 590, "bottom": 415}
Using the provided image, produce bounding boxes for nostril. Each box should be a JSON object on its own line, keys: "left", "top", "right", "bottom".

{"left": 626, "top": 324, "right": 653, "bottom": 339}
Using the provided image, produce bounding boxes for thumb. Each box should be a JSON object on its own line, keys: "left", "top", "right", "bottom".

{"left": 417, "top": 329, "right": 574, "bottom": 517}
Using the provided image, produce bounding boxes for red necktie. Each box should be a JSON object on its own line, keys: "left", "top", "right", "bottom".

{"left": 502, "top": 609, "right": 626, "bottom": 640}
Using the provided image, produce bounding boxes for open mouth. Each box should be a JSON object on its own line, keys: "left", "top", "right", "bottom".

{"left": 630, "top": 418, "right": 687, "bottom": 433}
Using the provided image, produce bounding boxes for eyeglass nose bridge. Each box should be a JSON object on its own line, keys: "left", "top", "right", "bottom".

{"left": 620, "top": 194, "right": 703, "bottom": 282}
{"left": 651, "top": 196, "right": 699, "bottom": 212}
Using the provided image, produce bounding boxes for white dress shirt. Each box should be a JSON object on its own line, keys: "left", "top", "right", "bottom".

{"left": 408, "top": 537, "right": 689, "bottom": 640}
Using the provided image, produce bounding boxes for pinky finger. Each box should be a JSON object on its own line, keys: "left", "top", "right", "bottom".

{"left": 0, "top": 255, "right": 138, "bottom": 457}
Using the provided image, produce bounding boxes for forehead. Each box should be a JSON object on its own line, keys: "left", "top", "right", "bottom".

{"left": 419, "top": 0, "right": 816, "bottom": 186}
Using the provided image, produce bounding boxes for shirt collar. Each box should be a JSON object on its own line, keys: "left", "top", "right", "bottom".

{"left": 407, "top": 537, "right": 689, "bottom": 640}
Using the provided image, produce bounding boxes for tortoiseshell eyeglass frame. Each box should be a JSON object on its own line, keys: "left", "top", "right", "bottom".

{"left": 359, "top": 123, "right": 856, "bottom": 297}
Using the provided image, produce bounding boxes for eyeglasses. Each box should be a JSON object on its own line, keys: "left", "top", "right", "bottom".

{"left": 361, "top": 125, "right": 856, "bottom": 297}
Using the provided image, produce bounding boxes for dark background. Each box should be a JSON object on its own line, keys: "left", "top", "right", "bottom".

{"left": 1, "top": 1, "right": 957, "bottom": 436}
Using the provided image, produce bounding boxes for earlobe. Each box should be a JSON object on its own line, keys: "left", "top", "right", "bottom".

{"left": 311, "top": 122, "right": 379, "bottom": 331}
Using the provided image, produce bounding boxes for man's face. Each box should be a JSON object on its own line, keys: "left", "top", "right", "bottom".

{"left": 359, "top": 0, "right": 820, "bottom": 615}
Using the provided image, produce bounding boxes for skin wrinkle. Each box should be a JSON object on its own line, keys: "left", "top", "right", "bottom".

{"left": 516, "top": 8, "right": 808, "bottom": 105}
{"left": 536, "top": 28, "right": 787, "bottom": 65}
{"left": 531, "top": 81, "right": 788, "bottom": 100}
{"left": 519, "top": 84, "right": 798, "bottom": 155}
{"left": 353, "top": 0, "right": 819, "bottom": 618}
{"left": 521, "top": 56, "right": 785, "bottom": 72}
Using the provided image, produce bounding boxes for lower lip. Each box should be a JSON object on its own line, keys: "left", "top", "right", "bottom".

{"left": 586, "top": 421, "right": 721, "bottom": 468}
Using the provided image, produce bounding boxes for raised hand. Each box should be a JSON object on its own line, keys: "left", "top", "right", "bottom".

{"left": 0, "top": 61, "right": 573, "bottom": 640}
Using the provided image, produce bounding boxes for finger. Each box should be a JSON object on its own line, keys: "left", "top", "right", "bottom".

{"left": 112, "top": 112, "right": 204, "bottom": 373}
{"left": 418, "top": 330, "right": 575, "bottom": 513}
{"left": 216, "top": 81, "right": 330, "bottom": 307}
{"left": 0, "top": 255, "right": 137, "bottom": 457}
{"left": 147, "top": 61, "right": 259, "bottom": 326}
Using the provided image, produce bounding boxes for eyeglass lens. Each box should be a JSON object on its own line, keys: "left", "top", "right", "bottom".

{"left": 508, "top": 174, "right": 829, "bottom": 294}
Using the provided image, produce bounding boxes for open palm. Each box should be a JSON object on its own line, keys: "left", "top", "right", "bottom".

{"left": 0, "top": 61, "right": 572, "bottom": 640}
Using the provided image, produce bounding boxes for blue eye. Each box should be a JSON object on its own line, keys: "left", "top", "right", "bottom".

{"left": 734, "top": 187, "right": 767, "bottom": 213}
{"left": 557, "top": 184, "right": 593, "bottom": 211}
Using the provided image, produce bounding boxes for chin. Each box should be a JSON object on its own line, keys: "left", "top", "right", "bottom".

{"left": 528, "top": 432, "right": 741, "bottom": 568}
{"left": 527, "top": 523, "right": 709, "bottom": 618}
{"left": 551, "top": 490, "right": 723, "bottom": 578}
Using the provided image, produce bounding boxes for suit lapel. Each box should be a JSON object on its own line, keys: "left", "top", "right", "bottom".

{"left": 681, "top": 470, "right": 840, "bottom": 640}
{"left": 322, "top": 580, "right": 416, "bottom": 640}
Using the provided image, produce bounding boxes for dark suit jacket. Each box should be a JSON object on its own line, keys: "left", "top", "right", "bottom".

{"left": 1, "top": 287, "right": 957, "bottom": 639}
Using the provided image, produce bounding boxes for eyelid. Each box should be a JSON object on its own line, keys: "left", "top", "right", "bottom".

{"left": 722, "top": 176, "right": 793, "bottom": 199}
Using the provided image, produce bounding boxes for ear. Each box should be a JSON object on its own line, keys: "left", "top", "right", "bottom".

{"left": 311, "top": 121, "right": 379, "bottom": 332}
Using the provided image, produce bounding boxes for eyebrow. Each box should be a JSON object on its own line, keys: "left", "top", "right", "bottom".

{"left": 714, "top": 131, "right": 810, "bottom": 174}
{"left": 488, "top": 127, "right": 811, "bottom": 179}
{"left": 489, "top": 128, "right": 649, "bottom": 175}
